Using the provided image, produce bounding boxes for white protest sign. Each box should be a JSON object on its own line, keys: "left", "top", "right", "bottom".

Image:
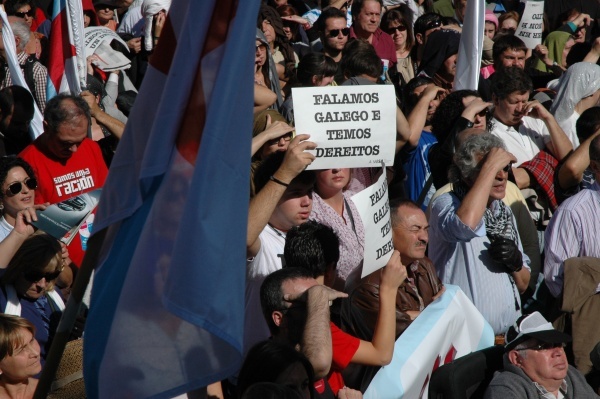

{"left": 515, "top": 0, "right": 544, "bottom": 49}
{"left": 292, "top": 85, "right": 396, "bottom": 170}
{"left": 350, "top": 166, "right": 393, "bottom": 277}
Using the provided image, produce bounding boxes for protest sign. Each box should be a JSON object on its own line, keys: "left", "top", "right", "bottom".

{"left": 350, "top": 166, "right": 393, "bottom": 277}
{"left": 292, "top": 85, "right": 396, "bottom": 170}
{"left": 515, "top": 0, "right": 544, "bottom": 49}
{"left": 365, "top": 285, "right": 494, "bottom": 399}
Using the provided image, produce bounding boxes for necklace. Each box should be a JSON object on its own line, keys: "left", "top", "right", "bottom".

{"left": 268, "top": 223, "right": 286, "bottom": 240}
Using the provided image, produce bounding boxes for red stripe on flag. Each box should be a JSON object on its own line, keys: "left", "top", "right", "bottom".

{"left": 47, "top": 10, "right": 76, "bottom": 90}
{"left": 175, "top": 0, "right": 237, "bottom": 165}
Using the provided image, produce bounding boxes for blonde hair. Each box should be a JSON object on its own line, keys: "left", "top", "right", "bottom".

{"left": 0, "top": 314, "right": 35, "bottom": 359}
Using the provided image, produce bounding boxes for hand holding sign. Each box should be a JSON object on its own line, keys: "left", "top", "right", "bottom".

{"left": 380, "top": 250, "right": 407, "bottom": 292}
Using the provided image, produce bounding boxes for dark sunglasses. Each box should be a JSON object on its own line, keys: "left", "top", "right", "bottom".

{"left": 23, "top": 268, "right": 62, "bottom": 283}
{"left": 502, "top": 163, "right": 513, "bottom": 173}
{"left": 327, "top": 28, "right": 350, "bottom": 38}
{"left": 384, "top": 25, "right": 407, "bottom": 34}
{"left": 267, "top": 132, "right": 293, "bottom": 146}
{"left": 520, "top": 342, "right": 565, "bottom": 351}
{"left": 5, "top": 178, "right": 37, "bottom": 197}
{"left": 425, "top": 20, "right": 442, "bottom": 30}
{"left": 14, "top": 9, "right": 34, "bottom": 18}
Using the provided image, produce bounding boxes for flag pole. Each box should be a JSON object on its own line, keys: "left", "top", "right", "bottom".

{"left": 33, "top": 229, "right": 107, "bottom": 399}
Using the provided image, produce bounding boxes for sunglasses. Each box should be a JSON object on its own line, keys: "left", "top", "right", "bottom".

{"left": 267, "top": 132, "right": 293, "bottom": 146}
{"left": 4, "top": 178, "right": 37, "bottom": 197}
{"left": 502, "top": 163, "right": 512, "bottom": 173}
{"left": 520, "top": 342, "right": 566, "bottom": 351}
{"left": 23, "top": 268, "right": 62, "bottom": 283}
{"left": 425, "top": 20, "right": 442, "bottom": 31}
{"left": 327, "top": 28, "right": 350, "bottom": 38}
{"left": 14, "top": 9, "right": 34, "bottom": 18}
{"left": 384, "top": 25, "right": 407, "bottom": 35}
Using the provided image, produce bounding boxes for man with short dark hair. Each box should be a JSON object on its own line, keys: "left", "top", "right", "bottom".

{"left": 492, "top": 35, "right": 528, "bottom": 71}
{"left": 314, "top": 7, "right": 349, "bottom": 63}
{"left": 485, "top": 312, "right": 598, "bottom": 398}
{"left": 342, "top": 199, "right": 443, "bottom": 339}
{"left": 245, "top": 135, "right": 317, "bottom": 356}
{"left": 413, "top": 12, "right": 442, "bottom": 65}
{"left": 0, "top": 85, "right": 34, "bottom": 155}
{"left": 349, "top": 0, "right": 396, "bottom": 66}
{"left": 19, "top": 93, "right": 108, "bottom": 266}
{"left": 279, "top": 222, "right": 406, "bottom": 393}
{"left": 489, "top": 67, "right": 572, "bottom": 190}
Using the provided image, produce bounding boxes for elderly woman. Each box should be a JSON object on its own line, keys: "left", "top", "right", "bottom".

{"left": 0, "top": 233, "right": 65, "bottom": 363}
{"left": 428, "top": 133, "right": 530, "bottom": 337}
{"left": 0, "top": 315, "right": 41, "bottom": 399}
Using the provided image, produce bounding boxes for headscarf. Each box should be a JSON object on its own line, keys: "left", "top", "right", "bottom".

{"left": 533, "top": 31, "right": 571, "bottom": 73}
{"left": 142, "top": 0, "right": 171, "bottom": 52}
{"left": 257, "top": 29, "right": 283, "bottom": 110}
{"left": 258, "top": 4, "right": 297, "bottom": 67}
{"left": 550, "top": 62, "right": 600, "bottom": 123}
{"left": 417, "top": 29, "right": 460, "bottom": 78}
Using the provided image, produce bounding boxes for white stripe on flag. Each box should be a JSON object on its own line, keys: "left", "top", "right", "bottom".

{"left": 454, "top": 0, "right": 485, "bottom": 91}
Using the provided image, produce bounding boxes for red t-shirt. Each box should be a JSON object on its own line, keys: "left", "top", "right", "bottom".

{"left": 20, "top": 137, "right": 108, "bottom": 266}
{"left": 328, "top": 322, "right": 360, "bottom": 395}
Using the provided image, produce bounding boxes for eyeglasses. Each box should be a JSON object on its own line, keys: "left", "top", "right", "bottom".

{"left": 520, "top": 342, "right": 566, "bottom": 351}
{"left": 425, "top": 20, "right": 442, "bottom": 31}
{"left": 14, "top": 9, "right": 34, "bottom": 18}
{"left": 327, "top": 28, "right": 350, "bottom": 38}
{"left": 267, "top": 133, "right": 293, "bottom": 146}
{"left": 4, "top": 178, "right": 37, "bottom": 197}
{"left": 255, "top": 44, "right": 267, "bottom": 52}
{"left": 384, "top": 25, "right": 407, "bottom": 34}
{"left": 23, "top": 268, "right": 62, "bottom": 283}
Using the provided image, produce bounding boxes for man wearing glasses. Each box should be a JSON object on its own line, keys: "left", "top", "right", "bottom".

{"left": 485, "top": 311, "right": 599, "bottom": 398}
{"left": 19, "top": 94, "right": 108, "bottom": 267}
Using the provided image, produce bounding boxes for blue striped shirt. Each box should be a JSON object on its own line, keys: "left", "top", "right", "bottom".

{"left": 428, "top": 193, "right": 530, "bottom": 335}
{"left": 544, "top": 182, "right": 600, "bottom": 297}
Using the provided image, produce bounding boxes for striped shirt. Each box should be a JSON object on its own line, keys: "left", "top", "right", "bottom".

{"left": 544, "top": 182, "right": 600, "bottom": 297}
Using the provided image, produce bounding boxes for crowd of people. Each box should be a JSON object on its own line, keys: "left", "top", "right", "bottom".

{"left": 0, "top": 0, "right": 595, "bottom": 398}
{"left": 245, "top": 0, "right": 600, "bottom": 398}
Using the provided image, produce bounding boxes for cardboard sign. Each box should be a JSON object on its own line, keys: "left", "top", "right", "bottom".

{"left": 515, "top": 0, "right": 544, "bottom": 49}
{"left": 350, "top": 166, "right": 393, "bottom": 277}
{"left": 292, "top": 85, "right": 397, "bottom": 170}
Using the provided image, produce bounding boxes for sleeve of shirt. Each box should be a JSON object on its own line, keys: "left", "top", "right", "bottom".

{"left": 32, "top": 62, "right": 47, "bottom": 112}
{"left": 430, "top": 193, "right": 486, "bottom": 243}
{"left": 543, "top": 207, "right": 581, "bottom": 297}
{"left": 330, "top": 322, "right": 360, "bottom": 371}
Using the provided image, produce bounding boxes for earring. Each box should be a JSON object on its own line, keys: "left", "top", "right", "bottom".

{"left": 0, "top": 203, "right": 4, "bottom": 211}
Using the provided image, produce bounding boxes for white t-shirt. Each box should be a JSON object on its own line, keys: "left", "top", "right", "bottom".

{"left": 491, "top": 116, "right": 552, "bottom": 166}
{"left": 557, "top": 112, "right": 581, "bottom": 149}
{"left": 243, "top": 226, "right": 285, "bottom": 356}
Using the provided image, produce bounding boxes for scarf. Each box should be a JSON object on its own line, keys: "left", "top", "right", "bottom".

{"left": 452, "top": 180, "right": 516, "bottom": 241}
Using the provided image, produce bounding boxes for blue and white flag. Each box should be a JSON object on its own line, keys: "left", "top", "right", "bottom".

{"left": 454, "top": 0, "right": 485, "bottom": 91}
{"left": 365, "top": 285, "right": 494, "bottom": 398}
{"left": 83, "top": 1, "right": 257, "bottom": 397}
